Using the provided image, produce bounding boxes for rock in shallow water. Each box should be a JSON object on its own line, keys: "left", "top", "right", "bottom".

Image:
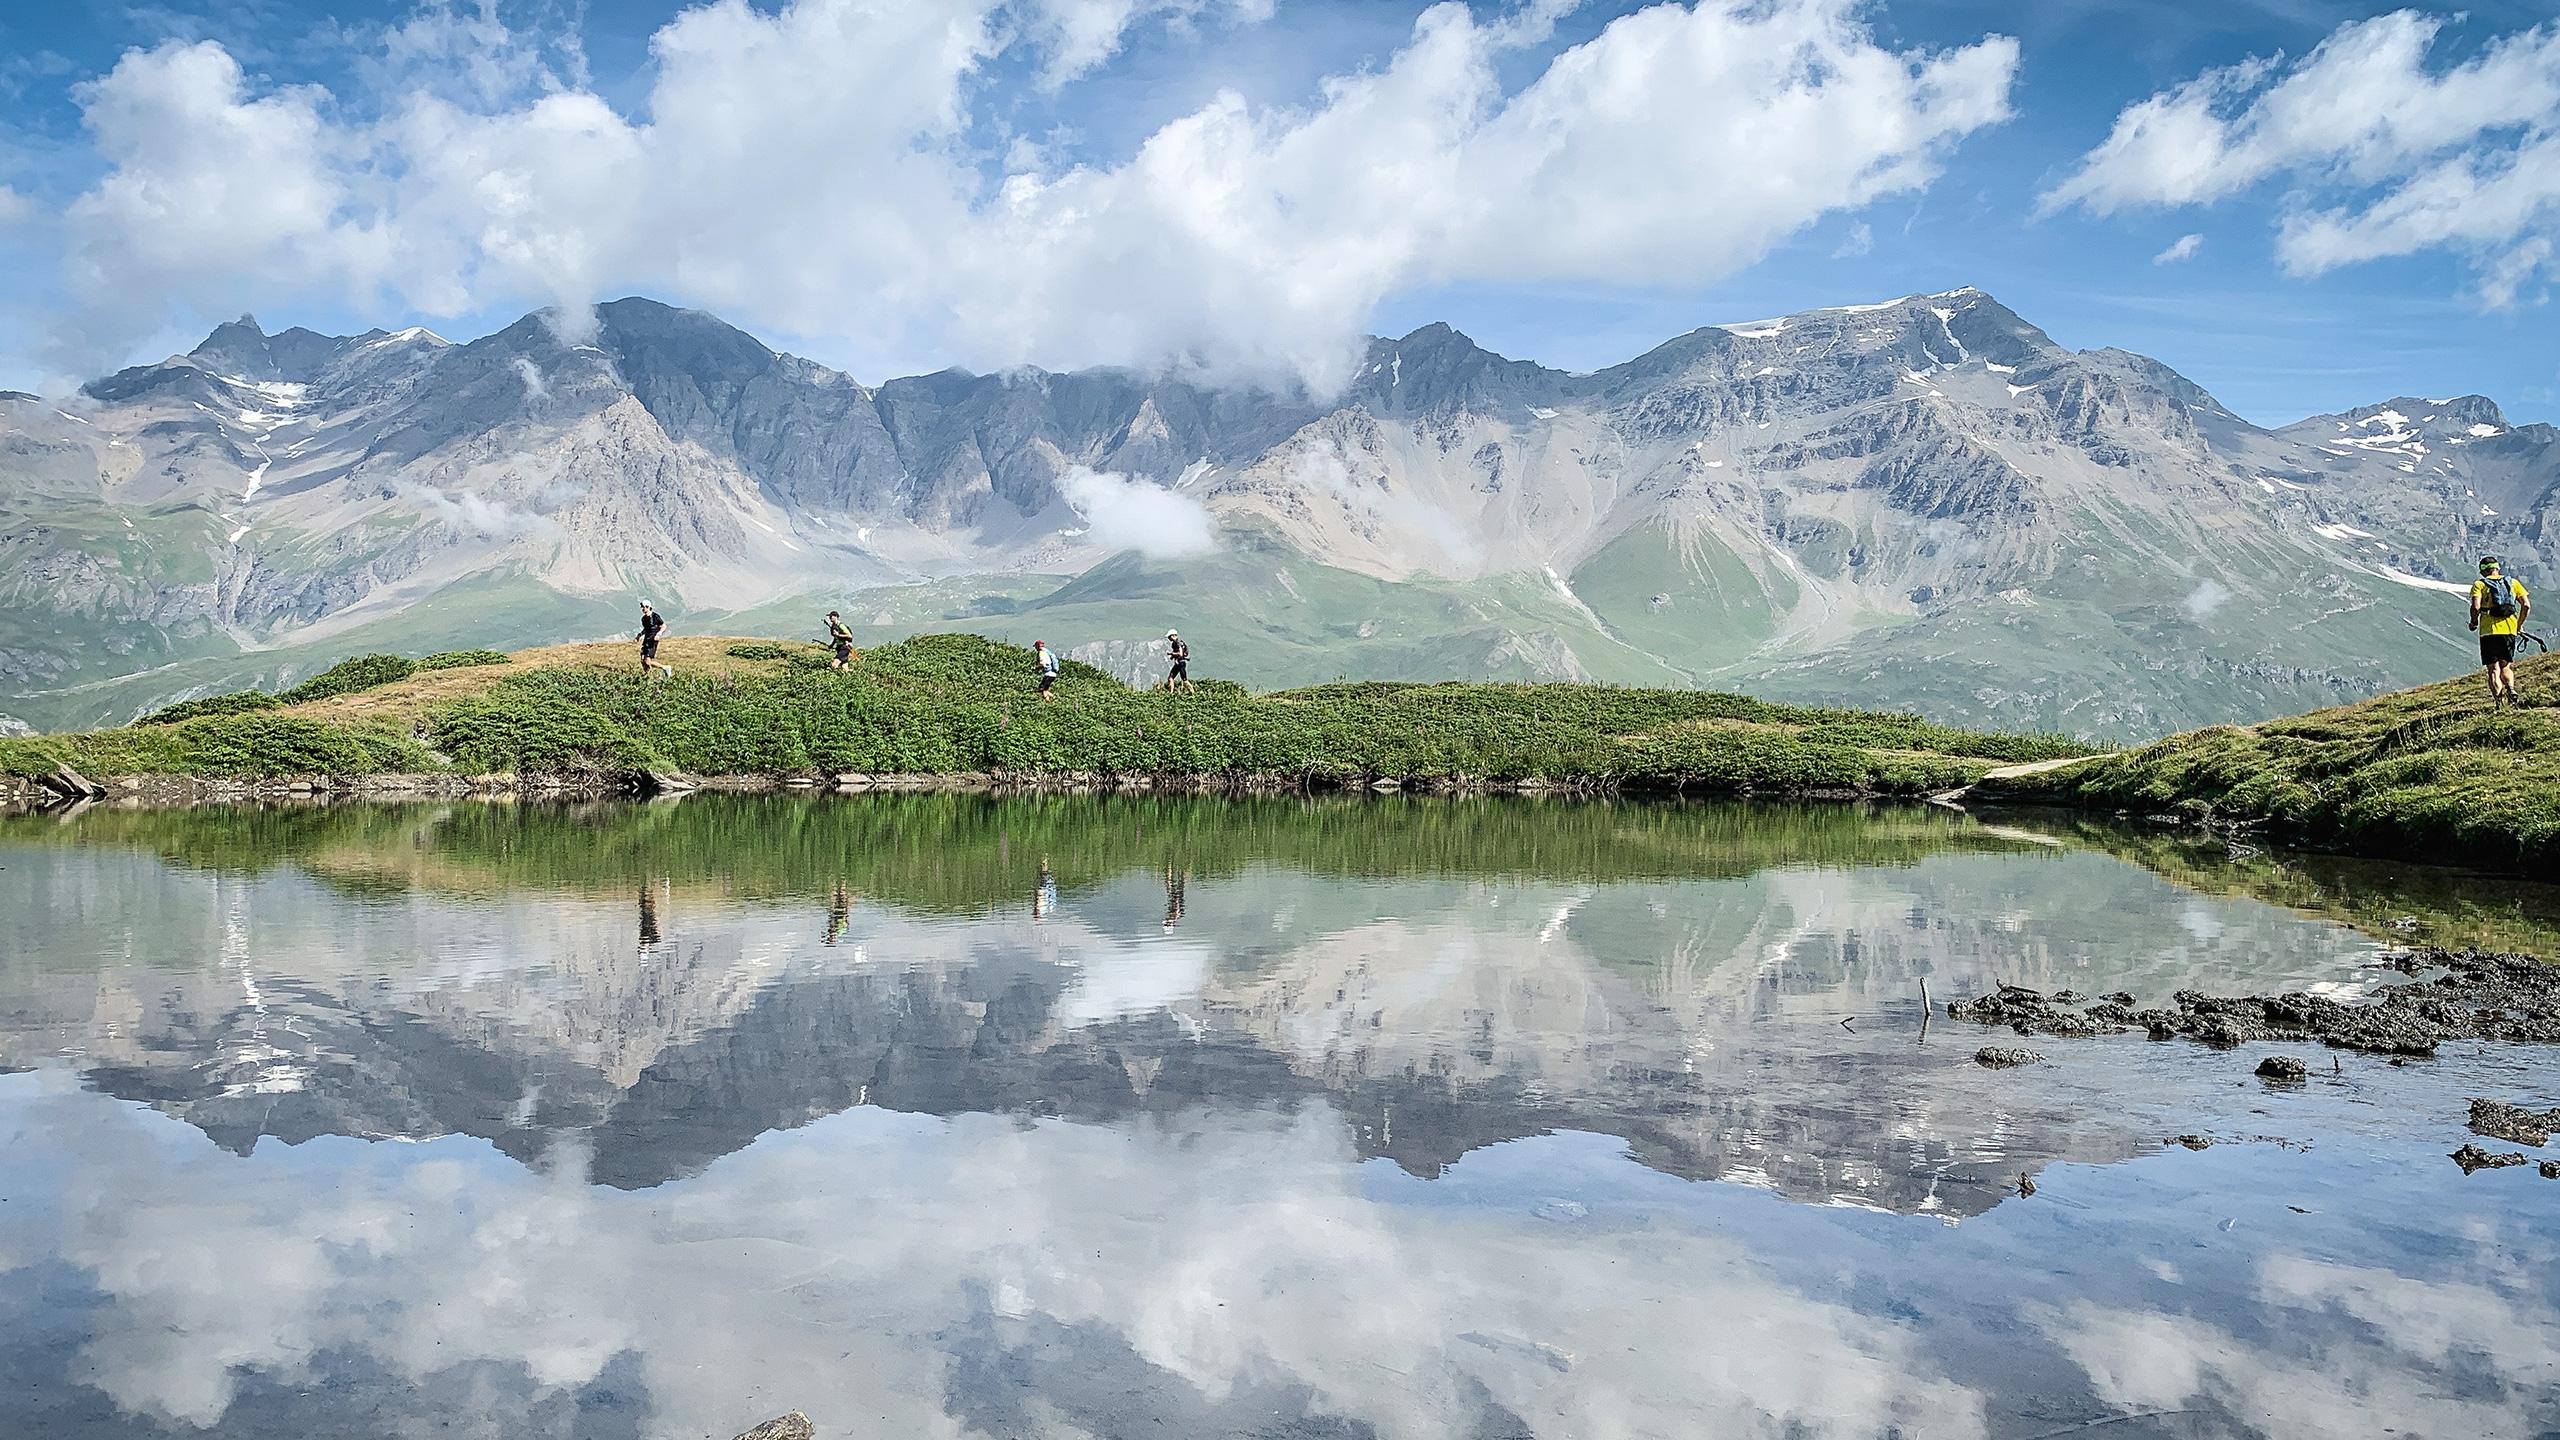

{"left": 1944, "top": 948, "right": 2560, "bottom": 1056}
{"left": 2452, "top": 1144, "right": 2531, "bottom": 1174}
{"left": 735, "top": 1414, "right": 814, "bottom": 1440}
{"left": 1975, "top": 1046, "right": 2042, "bottom": 1068}
{"left": 2468, "top": 1097, "right": 2560, "bottom": 1147}
{"left": 2255, "top": 1056, "right": 2308, "bottom": 1081}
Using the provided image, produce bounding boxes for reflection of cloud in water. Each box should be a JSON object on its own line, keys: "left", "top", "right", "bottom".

{"left": 4, "top": 1078, "right": 1983, "bottom": 1440}
{"left": 2047, "top": 1245, "right": 2560, "bottom": 1439}
{"left": 1057, "top": 937, "right": 1212, "bottom": 1028}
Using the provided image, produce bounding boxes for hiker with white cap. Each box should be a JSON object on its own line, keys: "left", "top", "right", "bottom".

{"left": 637, "top": 602, "right": 671, "bottom": 678}
{"left": 1162, "top": 630, "right": 1192, "bottom": 693}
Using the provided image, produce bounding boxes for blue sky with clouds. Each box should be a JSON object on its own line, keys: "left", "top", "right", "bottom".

{"left": 0, "top": 0, "right": 2553, "bottom": 424}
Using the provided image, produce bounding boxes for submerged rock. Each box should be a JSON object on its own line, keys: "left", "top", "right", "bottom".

{"left": 735, "top": 1415, "right": 814, "bottom": 1440}
{"left": 2452, "top": 1144, "right": 2531, "bottom": 1174}
{"left": 2468, "top": 1097, "right": 2560, "bottom": 1147}
{"left": 2168, "top": 1134, "right": 2213, "bottom": 1150}
{"left": 1975, "top": 1046, "right": 2042, "bottom": 1068}
{"left": 2255, "top": 1056, "right": 2308, "bottom": 1082}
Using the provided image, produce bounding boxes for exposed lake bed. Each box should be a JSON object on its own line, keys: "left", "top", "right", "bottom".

{"left": 3, "top": 795, "right": 2556, "bottom": 1437}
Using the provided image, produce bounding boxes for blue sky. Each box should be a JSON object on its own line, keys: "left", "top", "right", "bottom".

{"left": 0, "top": 0, "right": 2553, "bottom": 424}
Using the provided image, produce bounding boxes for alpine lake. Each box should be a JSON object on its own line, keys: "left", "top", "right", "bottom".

{"left": 3, "top": 793, "right": 2557, "bottom": 1439}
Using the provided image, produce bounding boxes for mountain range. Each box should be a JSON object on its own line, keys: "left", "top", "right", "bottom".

{"left": 3, "top": 289, "right": 2551, "bottom": 737}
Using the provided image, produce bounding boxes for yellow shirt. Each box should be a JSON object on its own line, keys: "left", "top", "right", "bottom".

{"left": 2473, "top": 576, "right": 2529, "bottom": 636}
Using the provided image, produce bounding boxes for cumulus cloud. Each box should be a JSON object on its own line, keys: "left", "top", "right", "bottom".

{"left": 48, "top": 0, "right": 2020, "bottom": 389}
{"left": 2180, "top": 578, "right": 2230, "bottom": 618}
{"left": 392, "top": 477, "right": 557, "bottom": 538}
{"left": 0, "top": 184, "right": 31, "bottom": 227}
{"left": 2152, "top": 232, "right": 2203, "bottom": 265}
{"left": 1057, "top": 464, "right": 1221, "bottom": 558}
{"left": 2044, "top": 12, "right": 2560, "bottom": 306}
{"left": 1833, "top": 221, "right": 1875, "bottom": 259}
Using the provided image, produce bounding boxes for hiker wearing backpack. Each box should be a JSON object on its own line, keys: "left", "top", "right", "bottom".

{"left": 2469, "top": 556, "right": 2531, "bottom": 706}
{"left": 824, "top": 610, "right": 857, "bottom": 671}
{"left": 1162, "top": 630, "right": 1192, "bottom": 693}
{"left": 1033, "top": 639, "right": 1060, "bottom": 700}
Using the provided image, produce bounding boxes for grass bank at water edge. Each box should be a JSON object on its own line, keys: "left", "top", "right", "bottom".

{"left": 0, "top": 633, "right": 2091, "bottom": 795}
{"left": 1984, "top": 652, "right": 2560, "bottom": 875}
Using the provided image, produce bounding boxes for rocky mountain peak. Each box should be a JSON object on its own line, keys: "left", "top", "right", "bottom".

{"left": 1347, "top": 323, "right": 1562, "bottom": 414}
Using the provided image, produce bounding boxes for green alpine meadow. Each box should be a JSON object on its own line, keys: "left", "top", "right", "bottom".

{"left": 0, "top": 632, "right": 2089, "bottom": 794}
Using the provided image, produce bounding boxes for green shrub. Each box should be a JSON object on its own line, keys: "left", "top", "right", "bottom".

{"left": 417, "top": 649, "right": 512, "bottom": 671}
{"left": 139, "top": 690, "right": 280, "bottom": 725}
{"left": 279, "top": 654, "right": 418, "bottom": 704}
{"left": 1, "top": 713, "right": 433, "bottom": 777}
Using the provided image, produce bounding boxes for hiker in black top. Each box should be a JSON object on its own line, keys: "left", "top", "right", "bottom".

{"left": 1163, "top": 629, "right": 1192, "bottom": 693}
{"left": 825, "top": 610, "right": 856, "bottom": 670}
{"left": 637, "top": 602, "right": 670, "bottom": 677}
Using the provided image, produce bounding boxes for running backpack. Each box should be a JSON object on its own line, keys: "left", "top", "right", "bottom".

{"left": 2483, "top": 576, "right": 2521, "bottom": 620}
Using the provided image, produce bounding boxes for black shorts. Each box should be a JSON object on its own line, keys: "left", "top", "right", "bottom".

{"left": 1168, "top": 660, "right": 1188, "bottom": 681}
{"left": 640, "top": 638, "right": 660, "bottom": 660}
{"left": 832, "top": 639, "right": 853, "bottom": 661}
{"left": 1038, "top": 672, "right": 1055, "bottom": 692}
{"left": 2482, "top": 633, "right": 2518, "bottom": 665}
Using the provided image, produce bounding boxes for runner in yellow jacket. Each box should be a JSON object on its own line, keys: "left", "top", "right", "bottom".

{"left": 2469, "top": 555, "right": 2531, "bottom": 706}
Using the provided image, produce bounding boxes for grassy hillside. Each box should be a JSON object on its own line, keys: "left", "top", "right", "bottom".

{"left": 1988, "top": 652, "right": 2559, "bottom": 872}
{"left": 0, "top": 632, "right": 2087, "bottom": 792}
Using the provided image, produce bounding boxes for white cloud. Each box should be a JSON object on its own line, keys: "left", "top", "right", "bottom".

{"left": 2152, "top": 232, "right": 2203, "bottom": 265}
{"left": 2180, "top": 577, "right": 2230, "bottom": 618}
{"left": 49, "top": 0, "right": 2020, "bottom": 390}
{"left": 1057, "top": 464, "right": 1221, "bottom": 558}
{"left": 510, "top": 354, "right": 549, "bottom": 404}
{"left": 0, "top": 184, "right": 30, "bottom": 227}
{"left": 1833, "top": 221, "right": 1875, "bottom": 258}
{"left": 2045, "top": 13, "right": 2560, "bottom": 306}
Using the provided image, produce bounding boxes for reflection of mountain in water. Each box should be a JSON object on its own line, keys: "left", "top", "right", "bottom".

{"left": 0, "top": 796, "right": 2408, "bottom": 1217}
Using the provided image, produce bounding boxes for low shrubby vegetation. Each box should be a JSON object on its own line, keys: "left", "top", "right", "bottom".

{"left": 1995, "top": 653, "right": 2558, "bottom": 872}
{"left": 416, "top": 649, "right": 512, "bottom": 671}
{"left": 278, "top": 653, "right": 420, "bottom": 704}
{"left": 3, "top": 631, "right": 2088, "bottom": 793}
{"left": 138, "top": 690, "right": 283, "bottom": 725}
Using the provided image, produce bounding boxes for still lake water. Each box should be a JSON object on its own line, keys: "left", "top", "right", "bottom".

{"left": 2, "top": 795, "right": 2557, "bottom": 1439}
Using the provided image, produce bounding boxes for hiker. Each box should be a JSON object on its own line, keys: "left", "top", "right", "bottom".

{"left": 1034, "top": 638, "right": 1060, "bottom": 700}
{"left": 825, "top": 610, "right": 857, "bottom": 670}
{"left": 1163, "top": 629, "right": 1192, "bottom": 693}
{"left": 2470, "top": 555, "right": 2531, "bottom": 706}
{"left": 637, "top": 602, "right": 671, "bottom": 677}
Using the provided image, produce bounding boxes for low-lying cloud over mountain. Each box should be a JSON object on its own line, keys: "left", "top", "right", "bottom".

{"left": 2, "top": 285, "right": 2549, "bottom": 739}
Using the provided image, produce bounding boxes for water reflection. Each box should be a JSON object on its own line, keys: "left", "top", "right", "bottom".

{"left": 1, "top": 795, "right": 2556, "bottom": 1438}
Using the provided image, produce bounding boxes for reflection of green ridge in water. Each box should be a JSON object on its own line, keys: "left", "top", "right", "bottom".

{"left": 1990, "top": 809, "right": 2560, "bottom": 956}
{"left": 0, "top": 795, "right": 2044, "bottom": 912}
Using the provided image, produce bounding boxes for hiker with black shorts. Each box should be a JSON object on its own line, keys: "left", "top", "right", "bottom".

{"left": 1034, "top": 639, "right": 1059, "bottom": 700}
{"left": 2470, "top": 555, "right": 2531, "bottom": 706}
{"left": 1163, "top": 630, "right": 1192, "bottom": 693}
{"left": 825, "top": 610, "right": 856, "bottom": 671}
{"left": 637, "top": 602, "right": 671, "bottom": 677}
